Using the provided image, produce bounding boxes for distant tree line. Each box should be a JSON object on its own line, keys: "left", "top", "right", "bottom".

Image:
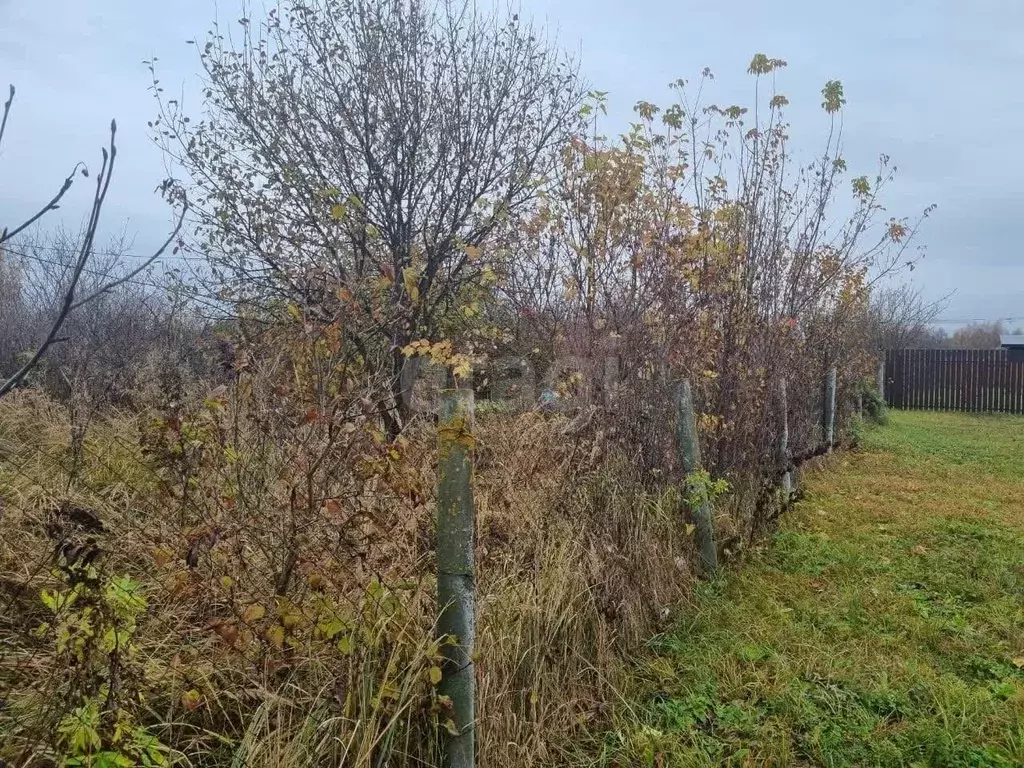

{"left": 867, "top": 282, "right": 1019, "bottom": 350}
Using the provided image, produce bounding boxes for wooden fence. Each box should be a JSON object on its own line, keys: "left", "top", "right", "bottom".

{"left": 884, "top": 349, "right": 1024, "bottom": 414}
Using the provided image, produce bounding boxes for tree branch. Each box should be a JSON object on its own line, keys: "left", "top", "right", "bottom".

{"left": 69, "top": 204, "right": 186, "bottom": 312}
{"left": 0, "top": 121, "right": 165, "bottom": 399}
{"left": 0, "top": 84, "right": 13, "bottom": 151}
{"left": 0, "top": 162, "right": 85, "bottom": 245}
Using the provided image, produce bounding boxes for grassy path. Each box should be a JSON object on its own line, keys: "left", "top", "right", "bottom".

{"left": 601, "top": 412, "right": 1024, "bottom": 767}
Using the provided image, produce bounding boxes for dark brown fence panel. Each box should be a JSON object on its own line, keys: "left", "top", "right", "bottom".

{"left": 884, "top": 350, "right": 898, "bottom": 408}
{"left": 969, "top": 349, "right": 979, "bottom": 412}
{"left": 958, "top": 349, "right": 967, "bottom": 410}
{"left": 979, "top": 349, "right": 988, "bottom": 412}
{"left": 996, "top": 352, "right": 1007, "bottom": 412}
{"left": 947, "top": 349, "right": 956, "bottom": 410}
{"left": 993, "top": 352, "right": 1003, "bottom": 412}
{"left": 938, "top": 348, "right": 946, "bottom": 410}
{"left": 981, "top": 349, "right": 988, "bottom": 411}
{"left": 910, "top": 348, "right": 916, "bottom": 408}
{"left": 884, "top": 348, "right": 1024, "bottom": 414}
{"left": 916, "top": 349, "right": 924, "bottom": 410}
{"left": 897, "top": 348, "right": 906, "bottom": 408}
{"left": 984, "top": 350, "right": 993, "bottom": 411}
{"left": 922, "top": 348, "right": 932, "bottom": 410}
{"left": 940, "top": 349, "right": 951, "bottom": 411}
{"left": 1011, "top": 362, "right": 1019, "bottom": 415}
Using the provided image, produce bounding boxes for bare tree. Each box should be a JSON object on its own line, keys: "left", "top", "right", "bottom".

{"left": 0, "top": 252, "right": 29, "bottom": 374}
{"left": 0, "top": 86, "right": 186, "bottom": 399}
{"left": 153, "top": 0, "right": 583, "bottom": 433}
{"left": 947, "top": 320, "right": 1005, "bottom": 349}
{"left": 868, "top": 283, "right": 949, "bottom": 350}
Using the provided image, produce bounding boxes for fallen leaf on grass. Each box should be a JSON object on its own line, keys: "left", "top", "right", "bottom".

{"left": 242, "top": 604, "right": 266, "bottom": 623}
{"left": 181, "top": 689, "right": 203, "bottom": 711}
{"left": 153, "top": 546, "right": 175, "bottom": 568}
{"left": 265, "top": 625, "right": 285, "bottom": 649}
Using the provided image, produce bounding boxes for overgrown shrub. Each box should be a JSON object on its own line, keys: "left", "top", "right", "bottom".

{"left": 0, "top": 383, "right": 702, "bottom": 766}
{"left": 862, "top": 384, "right": 890, "bottom": 425}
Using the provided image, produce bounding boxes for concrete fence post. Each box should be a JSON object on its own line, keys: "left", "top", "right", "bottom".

{"left": 437, "top": 388, "right": 476, "bottom": 768}
{"left": 824, "top": 366, "right": 837, "bottom": 452}
{"left": 675, "top": 379, "right": 718, "bottom": 574}
{"left": 779, "top": 377, "right": 792, "bottom": 499}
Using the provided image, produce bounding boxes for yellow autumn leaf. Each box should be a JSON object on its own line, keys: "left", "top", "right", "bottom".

{"left": 153, "top": 547, "right": 173, "bottom": 568}
{"left": 402, "top": 267, "right": 420, "bottom": 303}
{"left": 1012, "top": 657, "right": 1024, "bottom": 669}
{"left": 685, "top": 523, "right": 696, "bottom": 536}
{"left": 337, "top": 633, "right": 355, "bottom": 655}
{"left": 452, "top": 356, "right": 472, "bottom": 379}
{"left": 428, "top": 665, "right": 443, "bottom": 685}
{"left": 463, "top": 245, "right": 481, "bottom": 260}
{"left": 265, "top": 625, "right": 285, "bottom": 649}
{"left": 330, "top": 203, "right": 346, "bottom": 220}
{"left": 242, "top": 604, "right": 266, "bottom": 623}
{"left": 181, "top": 689, "right": 203, "bottom": 711}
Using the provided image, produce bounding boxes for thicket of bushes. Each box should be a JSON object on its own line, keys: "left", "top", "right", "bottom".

{"left": 0, "top": 1, "right": 927, "bottom": 765}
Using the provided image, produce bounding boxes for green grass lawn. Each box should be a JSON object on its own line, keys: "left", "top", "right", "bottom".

{"left": 596, "top": 411, "right": 1024, "bottom": 767}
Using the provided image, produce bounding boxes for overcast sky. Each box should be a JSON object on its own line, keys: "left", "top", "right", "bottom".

{"left": 1, "top": 0, "right": 1022, "bottom": 328}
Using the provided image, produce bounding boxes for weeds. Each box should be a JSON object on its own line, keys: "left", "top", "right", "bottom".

{"left": 0, "top": 391, "right": 700, "bottom": 766}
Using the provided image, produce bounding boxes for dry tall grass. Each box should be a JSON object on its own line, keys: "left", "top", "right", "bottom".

{"left": 0, "top": 388, "right": 701, "bottom": 766}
